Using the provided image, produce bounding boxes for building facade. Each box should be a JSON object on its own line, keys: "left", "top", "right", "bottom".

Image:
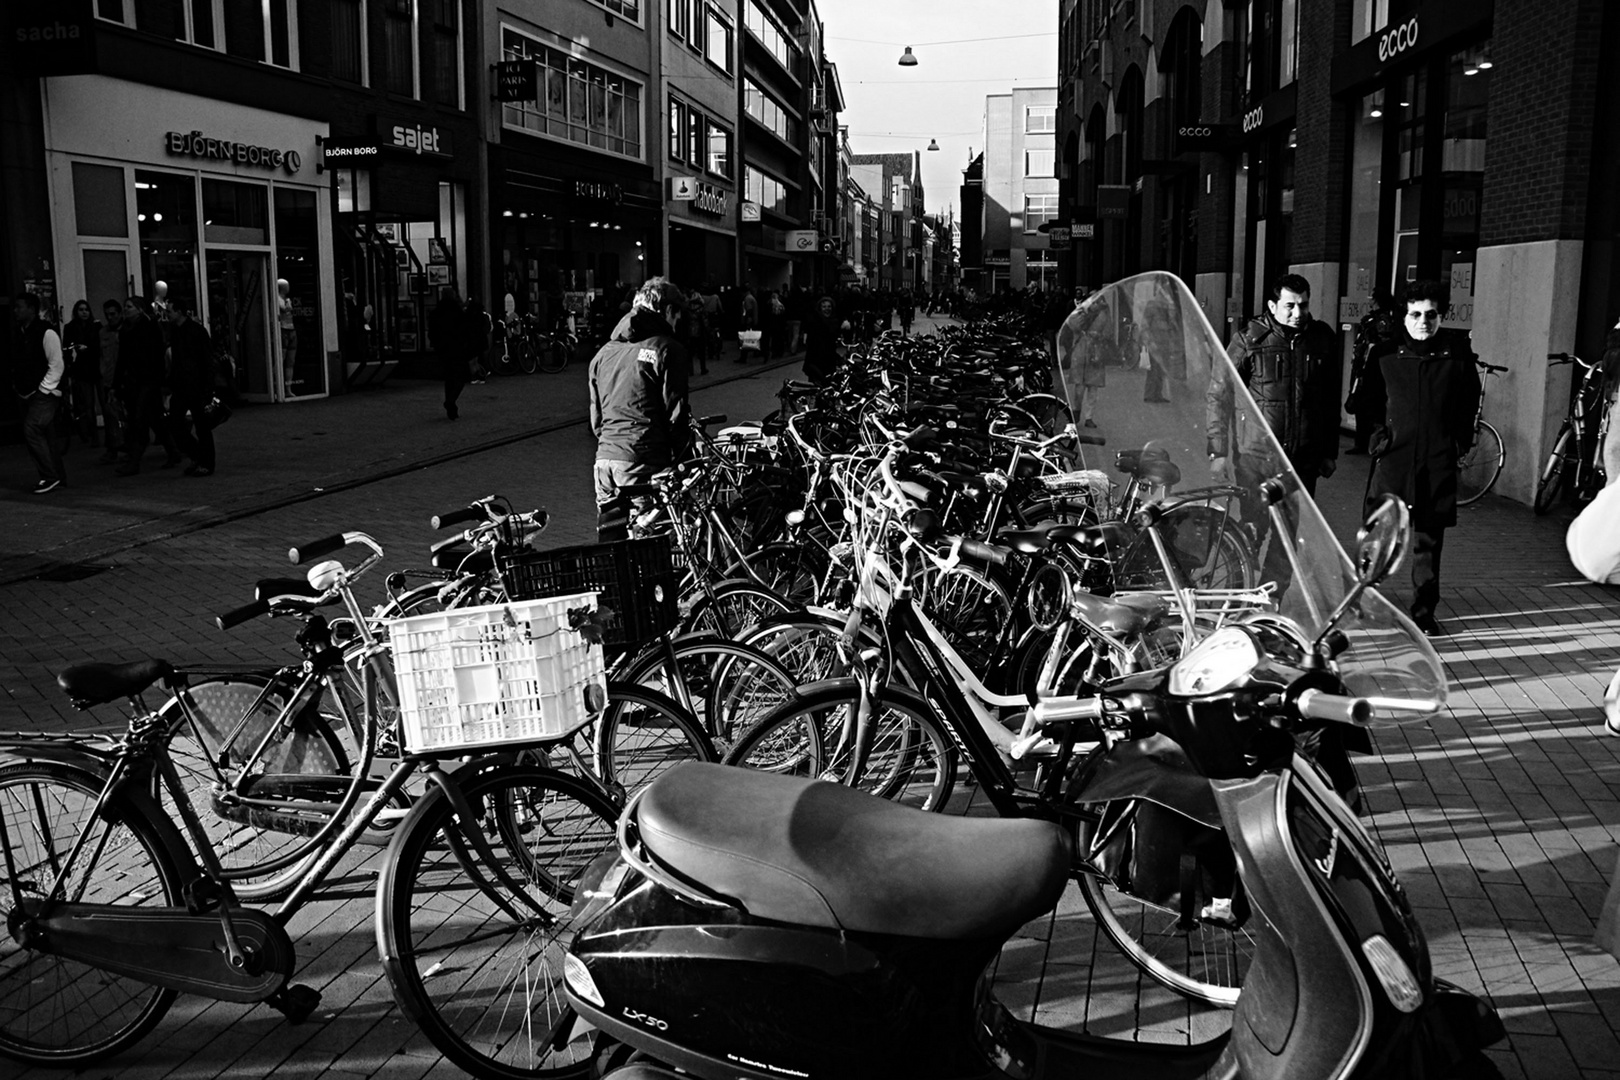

{"left": 849, "top": 152, "right": 924, "bottom": 290}
{"left": 661, "top": 0, "right": 742, "bottom": 290}
{"left": 1058, "top": 0, "right": 1620, "bottom": 504}
{"left": 980, "top": 87, "right": 1060, "bottom": 293}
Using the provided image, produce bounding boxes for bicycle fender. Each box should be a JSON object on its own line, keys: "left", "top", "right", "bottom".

{"left": 1069, "top": 733, "right": 1223, "bottom": 829}
{"left": 0, "top": 737, "right": 121, "bottom": 776}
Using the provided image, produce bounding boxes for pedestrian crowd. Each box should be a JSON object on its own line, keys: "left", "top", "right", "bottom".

{"left": 10, "top": 289, "right": 230, "bottom": 493}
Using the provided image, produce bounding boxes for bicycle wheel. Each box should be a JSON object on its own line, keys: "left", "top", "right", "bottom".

{"left": 0, "top": 762, "right": 189, "bottom": 1065}
{"left": 916, "top": 563, "right": 1013, "bottom": 675}
{"left": 158, "top": 678, "right": 350, "bottom": 901}
{"left": 1076, "top": 812, "right": 1256, "bottom": 1007}
{"left": 679, "top": 578, "right": 794, "bottom": 639}
{"left": 1534, "top": 423, "right": 1573, "bottom": 515}
{"left": 725, "top": 681, "right": 958, "bottom": 812}
{"left": 731, "top": 541, "right": 829, "bottom": 606}
{"left": 377, "top": 763, "right": 618, "bottom": 1080}
{"left": 590, "top": 681, "right": 716, "bottom": 797}
{"left": 491, "top": 346, "right": 518, "bottom": 377}
{"left": 1456, "top": 420, "right": 1504, "bottom": 507}
{"left": 615, "top": 638, "right": 800, "bottom": 750}
{"left": 537, "top": 337, "right": 569, "bottom": 374}
{"left": 1193, "top": 521, "right": 1259, "bottom": 590}
{"left": 517, "top": 340, "right": 540, "bottom": 375}
{"left": 1013, "top": 392, "right": 1075, "bottom": 436}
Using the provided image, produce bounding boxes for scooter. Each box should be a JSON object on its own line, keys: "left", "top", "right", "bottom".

{"left": 557, "top": 495, "right": 1502, "bottom": 1079}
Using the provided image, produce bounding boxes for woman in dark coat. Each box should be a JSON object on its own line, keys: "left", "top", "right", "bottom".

{"left": 430, "top": 288, "right": 467, "bottom": 420}
{"left": 62, "top": 300, "right": 102, "bottom": 446}
{"left": 1367, "top": 279, "right": 1481, "bottom": 636}
{"left": 800, "top": 295, "right": 845, "bottom": 386}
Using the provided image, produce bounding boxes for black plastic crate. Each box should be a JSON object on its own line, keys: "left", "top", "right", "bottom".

{"left": 503, "top": 536, "right": 680, "bottom": 653}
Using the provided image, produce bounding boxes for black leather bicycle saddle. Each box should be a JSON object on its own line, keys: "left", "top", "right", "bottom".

{"left": 637, "top": 762, "right": 1070, "bottom": 940}
{"left": 1047, "top": 521, "right": 1131, "bottom": 558}
{"left": 57, "top": 659, "right": 176, "bottom": 708}
{"left": 1070, "top": 590, "right": 1170, "bottom": 636}
{"left": 429, "top": 548, "right": 495, "bottom": 574}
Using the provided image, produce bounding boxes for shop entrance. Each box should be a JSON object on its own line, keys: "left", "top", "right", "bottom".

{"left": 206, "top": 251, "right": 273, "bottom": 402}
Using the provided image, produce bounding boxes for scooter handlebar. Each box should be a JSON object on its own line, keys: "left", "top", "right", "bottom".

{"left": 1295, "top": 688, "right": 1373, "bottom": 726}
{"left": 1031, "top": 696, "right": 1105, "bottom": 726}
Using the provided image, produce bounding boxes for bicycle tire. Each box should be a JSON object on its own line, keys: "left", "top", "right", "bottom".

{"left": 614, "top": 638, "right": 800, "bottom": 749}
{"left": 157, "top": 677, "right": 351, "bottom": 901}
{"left": 679, "top": 578, "right": 795, "bottom": 639}
{"left": 537, "top": 338, "right": 569, "bottom": 373}
{"left": 517, "top": 341, "right": 540, "bottom": 375}
{"left": 724, "top": 681, "right": 958, "bottom": 813}
{"left": 729, "top": 541, "right": 830, "bottom": 606}
{"left": 491, "top": 347, "right": 519, "bottom": 377}
{"left": 590, "top": 681, "right": 717, "bottom": 798}
{"left": 1535, "top": 424, "right": 1573, "bottom": 515}
{"left": 915, "top": 563, "right": 1013, "bottom": 676}
{"left": 0, "top": 762, "right": 191, "bottom": 1065}
{"left": 377, "top": 763, "right": 618, "bottom": 1080}
{"left": 1012, "top": 392, "right": 1075, "bottom": 436}
{"left": 1456, "top": 420, "right": 1504, "bottom": 507}
{"left": 1076, "top": 813, "right": 1255, "bottom": 1007}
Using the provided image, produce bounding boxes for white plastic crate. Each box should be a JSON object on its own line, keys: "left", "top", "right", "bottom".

{"left": 386, "top": 593, "right": 608, "bottom": 754}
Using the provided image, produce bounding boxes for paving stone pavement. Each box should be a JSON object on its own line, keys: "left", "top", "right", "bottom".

{"left": 2, "top": 312, "right": 1620, "bottom": 1077}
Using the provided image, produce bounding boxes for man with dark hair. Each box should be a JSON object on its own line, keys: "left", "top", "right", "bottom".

{"left": 588, "top": 276, "right": 692, "bottom": 541}
{"left": 165, "top": 304, "right": 219, "bottom": 477}
{"left": 11, "top": 292, "right": 68, "bottom": 493}
{"left": 1368, "top": 279, "right": 1481, "bottom": 636}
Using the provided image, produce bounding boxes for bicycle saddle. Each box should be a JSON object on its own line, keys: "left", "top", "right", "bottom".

{"left": 1047, "top": 521, "right": 1131, "bottom": 558}
{"left": 1114, "top": 448, "right": 1170, "bottom": 473}
{"left": 636, "top": 762, "right": 1070, "bottom": 940}
{"left": 997, "top": 524, "right": 1061, "bottom": 554}
{"left": 57, "top": 659, "right": 177, "bottom": 708}
{"left": 1070, "top": 591, "right": 1169, "bottom": 636}
{"left": 429, "top": 547, "right": 495, "bottom": 574}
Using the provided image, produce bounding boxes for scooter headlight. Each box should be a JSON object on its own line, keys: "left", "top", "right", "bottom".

{"left": 1361, "top": 935, "right": 1423, "bottom": 1013}
{"left": 1168, "top": 627, "right": 1259, "bottom": 697}
{"left": 563, "top": 953, "right": 605, "bottom": 1008}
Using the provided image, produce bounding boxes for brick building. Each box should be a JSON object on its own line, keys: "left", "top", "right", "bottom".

{"left": 1058, "top": 0, "right": 1620, "bottom": 504}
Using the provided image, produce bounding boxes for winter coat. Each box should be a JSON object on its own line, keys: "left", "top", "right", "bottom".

{"left": 801, "top": 304, "right": 843, "bottom": 385}
{"left": 1368, "top": 330, "right": 1481, "bottom": 530}
{"left": 167, "top": 317, "right": 216, "bottom": 401}
{"left": 116, "top": 314, "right": 167, "bottom": 390}
{"left": 1348, "top": 307, "right": 1398, "bottom": 422}
{"left": 1206, "top": 313, "right": 1341, "bottom": 471}
{"left": 589, "top": 309, "right": 691, "bottom": 466}
{"left": 63, "top": 319, "right": 101, "bottom": 382}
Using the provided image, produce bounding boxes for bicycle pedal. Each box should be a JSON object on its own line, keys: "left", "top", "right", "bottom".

{"left": 269, "top": 983, "right": 322, "bottom": 1023}
{"left": 183, "top": 876, "right": 227, "bottom": 915}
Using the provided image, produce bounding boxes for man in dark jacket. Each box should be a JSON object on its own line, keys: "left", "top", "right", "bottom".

{"left": 588, "top": 277, "right": 691, "bottom": 541}
{"left": 1347, "top": 290, "right": 1397, "bottom": 454}
{"left": 114, "top": 296, "right": 179, "bottom": 475}
{"left": 1368, "top": 279, "right": 1482, "bottom": 637}
{"left": 165, "top": 304, "right": 219, "bottom": 477}
{"left": 430, "top": 289, "right": 466, "bottom": 420}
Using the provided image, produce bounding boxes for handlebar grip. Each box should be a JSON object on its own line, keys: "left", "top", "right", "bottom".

{"left": 216, "top": 599, "right": 270, "bottom": 631}
{"left": 288, "top": 533, "right": 347, "bottom": 565}
{"left": 429, "top": 533, "right": 467, "bottom": 556}
{"left": 1295, "top": 689, "right": 1372, "bottom": 726}
{"left": 431, "top": 505, "right": 486, "bottom": 530}
{"left": 1032, "top": 696, "right": 1105, "bottom": 726}
{"left": 955, "top": 537, "right": 1009, "bottom": 566}
{"left": 696, "top": 413, "right": 727, "bottom": 427}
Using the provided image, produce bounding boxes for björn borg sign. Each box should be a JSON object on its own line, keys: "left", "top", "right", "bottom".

{"left": 1377, "top": 18, "right": 1419, "bottom": 63}
{"left": 165, "top": 131, "right": 302, "bottom": 174}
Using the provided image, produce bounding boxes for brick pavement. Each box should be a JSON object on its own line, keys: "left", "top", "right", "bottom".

{"left": 3, "top": 315, "right": 1620, "bottom": 1076}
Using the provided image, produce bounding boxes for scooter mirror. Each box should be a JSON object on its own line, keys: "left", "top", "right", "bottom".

{"left": 1355, "top": 494, "right": 1411, "bottom": 587}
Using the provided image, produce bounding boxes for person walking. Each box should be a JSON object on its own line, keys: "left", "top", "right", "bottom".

{"left": 464, "top": 297, "right": 491, "bottom": 384}
{"left": 588, "top": 277, "right": 692, "bottom": 542}
{"left": 165, "top": 304, "right": 218, "bottom": 477}
{"left": 801, "top": 295, "right": 845, "bottom": 386}
{"left": 1347, "top": 289, "right": 1397, "bottom": 454}
{"left": 97, "top": 299, "right": 124, "bottom": 462}
{"left": 62, "top": 300, "right": 102, "bottom": 448}
{"left": 1367, "top": 279, "right": 1482, "bottom": 637}
{"left": 686, "top": 289, "right": 710, "bottom": 375}
{"left": 897, "top": 289, "right": 915, "bottom": 336}
{"left": 114, "top": 296, "right": 179, "bottom": 474}
{"left": 738, "top": 287, "right": 759, "bottom": 362}
{"left": 430, "top": 288, "right": 467, "bottom": 420}
{"left": 12, "top": 293, "right": 68, "bottom": 494}
{"left": 1055, "top": 287, "right": 1108, "bottom": 428}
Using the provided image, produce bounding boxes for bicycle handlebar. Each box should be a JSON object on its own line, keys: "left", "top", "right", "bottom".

{"left": 431, "top": 505, "right": 487, "bottom": 530}
{"left": 955, "top": 536, "right": 1009, "bottom": 566}
{"left": 217, "top": 599, "right": 270, "bottom": 631}
{"left": 288, "top": 533, "right": 347, "bottom": 565}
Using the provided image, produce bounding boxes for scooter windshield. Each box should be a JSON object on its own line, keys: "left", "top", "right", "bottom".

{"left": 1054, "top": 271, "right": 1445, "bottom": 722}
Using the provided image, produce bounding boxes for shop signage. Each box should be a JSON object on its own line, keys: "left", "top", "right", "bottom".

{"left": 1242, "top": 105, "right": 1265, "bottom": 134}
{"left": 1234, "top": 84, "right": 1297, "bottom": 139}
{"left": 784, "top": 230, "right": 819, "bottom": 252}
{"left": 322, "top": 139, "right": 381, "bottom": 164}
{"left": 1377, "top": 18, "right": 1420, "bottom": 63}
{"left": 8, "top": 0, "right": 96, "bottom": 74}
{"left": 670, "top": 176, "right": 698, "bottom": 201}
{"left": 1177, "top": 123, "right": 1239, "bottom": 153}
{"left": 1098, "top": 184, "right": 1131, "bottom": 218}
{"left": 1330, "top": 2, "right": 1491, "bottom": 94}
{"left": 692, "top": 181, "right": 727, "bottom": 217}
{"left": 495, "top": 60, "right": 537, "bottom": 103}
{"left": 165, "top": 130, "right": 303, "bottom": 174}
{"left": 1072, "top": 223, "right": 1096, "bottom": 239}
{"left": 740, "top": 201, "right": 762, "bottom": 222}
{"left": 387, "top": 122, "right": 450, "bottom": 157}
{"left": 574, "top": 180, "right": 623, "bottom": 204}
{"left": 1049, "top": 226, "right": 1071, "bottom": 249}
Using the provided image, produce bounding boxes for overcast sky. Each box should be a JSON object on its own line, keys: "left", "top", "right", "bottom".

{"left": 815, "top": 0, "right": 1059, "bottom": 223}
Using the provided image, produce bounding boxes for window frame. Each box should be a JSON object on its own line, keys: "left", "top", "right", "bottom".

{"left": 702, "top": 5, "right": 733, "bottom": 76}
{"left": 1024, "top": 147, "right": 1055, "bottom": 177}
{"left": 501, "top": 24, "right": 645, "bottom": 162}
{"left": 1025, "top": 104, "right": 1057, "bottom": 134}
{"left": 429, "top": 0, "right": 464, "bottom": 109}
{"left": 581, "top": 0, "right": 642, "bottom": 26}
{"left": 1023, "top": 192, "right": 1060, "bottom": 234}
{"left": 382, "top": 0, "right": 420, "bottom": 99}
{"left": 330, "top": 0, "right": 370, "bottom": 86}
{"left": 668, "top": 0, "right": 692, "bottom": 41}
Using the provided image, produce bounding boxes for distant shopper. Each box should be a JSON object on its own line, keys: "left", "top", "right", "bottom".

{"left": 1367, "top": 280, "right": 1482, "bottom": 637}
{"left": 464, "top": 297, "right": 491, "bottom": 383}
{"left": 897, "top": 290, "right": 915, "bottom": 335}
{"left": 114, "top": 296, "right": 179, "bottom": 475}
{"left": 97, "top": 299, "right": 124, "bottom": 461}
{"left": 62, "top": 300, "right": 102, "bottom": 447}
{"left": 588, "top": 277, "right": 692, "bottom": 541}
{"left": 430, "top": 288, "right": 467, "bottom": 420}
{"left": 1347, "top": 289, "right": 1397, "bottom": 454}
{"left": 12, "top": 292, "right": 68, "bottom": 494}
{"left": 801, "top": 295, "right": 845, "bottom": 386}
{"left": 165, "top": 304, "right": 219, "bottom": 477}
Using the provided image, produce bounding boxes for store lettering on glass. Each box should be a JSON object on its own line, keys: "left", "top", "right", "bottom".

{"left": 164, "top": 131, "right": 302, "bottom": 174}
{"left": 575, "top": 181, "right": 624, "bottom": 204}
{"left": 692, "top": 181, "right": 727, "bottom": 217}
{"left": 1378, "top": 18, "right": 1420, "bottom": 64}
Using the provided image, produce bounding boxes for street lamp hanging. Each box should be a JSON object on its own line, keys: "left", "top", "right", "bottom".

{"left": 898, "top": 46, "right": 918, "bottom": 66}
{"left": 927, "top": 139, "right": 940, "bottom": 151}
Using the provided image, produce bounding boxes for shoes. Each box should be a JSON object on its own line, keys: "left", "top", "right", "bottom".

{"left": 32, "top": 479, "right": 61, "bottom": 494}
{"left": 115, "top": 463, "right": 140, "bottom": 476}
{"left": 1413, "top": 612, "right": 1443, "bottom": 637}
{"left": 184, "top": 465, "right": 214, "bottom": 477}
{"left": 159, "top": 455, "right": 183, "bottom": 468}
{"left": 445, "top": 403, "right": 459, "bottom": 420}
{"left": 1083, "top": 418, "right": 1098, "bottom": 428}
{"left": 470, "top": 377, "right": 487, "bottom": 385}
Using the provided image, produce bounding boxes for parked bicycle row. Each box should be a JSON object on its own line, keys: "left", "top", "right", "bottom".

{"left": 0, "top": 271, "right": 1504, "bottom": 1079}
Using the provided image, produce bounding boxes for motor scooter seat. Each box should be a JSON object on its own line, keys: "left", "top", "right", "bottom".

{"left": 57, "top": 659, "right": 176, "bottom": 708}
{"left": 636, "top": 762, "right": 1070, "bottom": 940}
{"left": 1047, "top": 521, "right": 1130, "bottom": 557}
{"left": 996, "top": 528, "right": 1055, "bottom": 555}
{"left": 1069, "top": 591, "right": 1168, "bottom": 636}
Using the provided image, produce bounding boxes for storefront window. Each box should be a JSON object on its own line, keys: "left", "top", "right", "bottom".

{"left": 273, "top": 188, "right": 326, "bottom": 397}
{"left": 335, "top": 169, "right": 372, "bottom": 214}
{"left": 1344, "top": 90, "right": 1384, "bottom": 319}
{"left": 1391, "top": 70, "right": 1426, "bottom": 293}
{"left": 203, "top": 179, "right": 269, "bottom": 245}
{"left": 1440, "top": 43, "right": 1489, "bottom": 328}
{"left": 72, "top": 163, "right": 129, "bottom": 237}
{"left": 502, "top": 29, "right": 644, "bottom": 160}
{"left": 136, "top": 170, "right": 199, "bottom": 318}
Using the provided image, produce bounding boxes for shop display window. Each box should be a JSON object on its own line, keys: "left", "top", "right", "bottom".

{"left": 273, "top": 188, "right": 324, "bottom": 396}
{"left": 203, "top": 179, "right": 269, "bottom": 245}
{"left": 72, "top": 163, "right": 128, "bottom": 238}
{"left": 502, "top": 28, "right": 643, "bottom": 160}
{"left": 135, "top": 169, "right": 200, "bottom": 318}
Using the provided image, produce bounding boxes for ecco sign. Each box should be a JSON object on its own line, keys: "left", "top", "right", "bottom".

{"left": 1179, "top": 125, "right": 1214, "bottom": 139}
{"left": 1378, "top": 18, "right": 1420, "bottom": 63}
{"left": 1242, "top": 105, "right": 1265, "bottom": 134}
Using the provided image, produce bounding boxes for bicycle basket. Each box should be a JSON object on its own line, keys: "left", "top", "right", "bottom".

{"left": 502, "top": 536, "right": 679, "bottom": 654}
{"left": 387, "top": 594, "right": 607, "bottom": 754}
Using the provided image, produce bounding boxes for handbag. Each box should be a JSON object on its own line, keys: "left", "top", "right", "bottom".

{"left": 200, "top": 395, "right": 232, "bottom": 428}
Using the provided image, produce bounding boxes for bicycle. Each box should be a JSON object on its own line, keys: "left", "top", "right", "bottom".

{"left": 1536, "top": 352, "right": 1612, "bottom": 514}
{"left": 1457, "top": 359, "right": 1508, "bottom": 507}
{"left": 0, "top": 533, "right": 623, "bottom": 1075}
